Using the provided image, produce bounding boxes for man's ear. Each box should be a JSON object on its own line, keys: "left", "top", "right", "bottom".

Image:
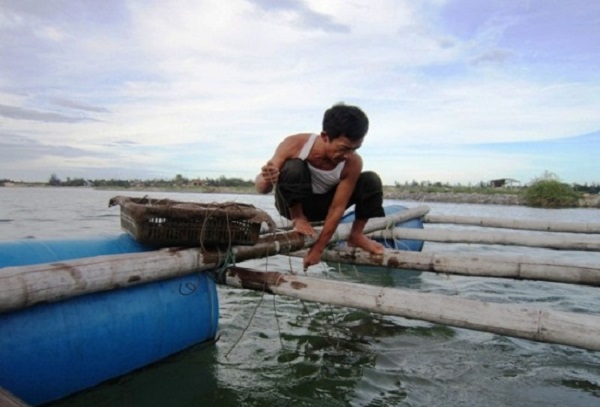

{"left": 320, "top": 131, "right": 329, "bottom": 142}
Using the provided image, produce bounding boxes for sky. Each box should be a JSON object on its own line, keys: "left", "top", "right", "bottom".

{"left": 0, "top": 0, "right": 599, "bottom": 186}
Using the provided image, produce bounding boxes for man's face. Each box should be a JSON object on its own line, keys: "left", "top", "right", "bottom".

{"left": 328, "top": 134, "right": 363, "bottom": 164}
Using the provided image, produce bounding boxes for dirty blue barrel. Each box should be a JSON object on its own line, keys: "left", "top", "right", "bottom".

{"left": 0, "top": 233, "right": 153, "bottom": 267}
{"left": 0, "top": 234, "right": 219, "bottom": 406}
{"left": 341, "top": 205, "right": 425, "bottom": 252}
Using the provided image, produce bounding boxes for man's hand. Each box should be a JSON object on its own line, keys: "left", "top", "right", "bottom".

{"left": 260, "top": 161, "right": 280, "bottom": 184}
{"left": 303, "top": 245, "right": 323, "bottom": 270}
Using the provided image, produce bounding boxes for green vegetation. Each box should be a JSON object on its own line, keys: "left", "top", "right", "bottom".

{"left": 390, "top": 180, "right": 521, "bottom": 196}
{"left": 2, "top": 171, "right": 598, "bottom": 208}
{"left": 41, "top": 173, "right": 255, "bottom": 190}
{"left": 523, "top": 172, "right": 581, "bottom": 208}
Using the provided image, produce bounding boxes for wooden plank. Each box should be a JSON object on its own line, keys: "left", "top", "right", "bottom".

{"left": 222, "top": 266, "right": 600, "bottom": 351}
{"left": 424, "top": 214, "right": 600, "bottom": 234}
{"left": 290, "top": 248, "right": 600, "bottom": 286}
{"left": 369, "top": 228, "right": 600, "bottom": 251}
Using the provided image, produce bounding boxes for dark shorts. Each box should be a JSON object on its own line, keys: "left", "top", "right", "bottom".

{"left": 274, "top": 159, "right": 385, "bottom": 221}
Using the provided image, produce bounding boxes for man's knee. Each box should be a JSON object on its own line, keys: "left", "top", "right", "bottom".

{"left": 358, "top": 171, "right": 382, "bottom": 191}
{"left": 354, "top": 171, "right": 384, "bottom": 219}
{"left": 279, "top": 159, "right": 308, "bottom": 183}
{"left": 276, "top": 159, "right": 312, "bottom": 213}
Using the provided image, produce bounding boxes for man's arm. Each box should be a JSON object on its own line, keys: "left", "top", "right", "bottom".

{"left": 303, "top": 154, "right": 363, "bottom": 268}
{"left": 255, "top": 134, "right": 305, "bottom": 194}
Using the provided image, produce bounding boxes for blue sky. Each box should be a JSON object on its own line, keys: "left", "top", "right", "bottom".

{"left": 0, "top": 0, "right": 598, "bottom": 185}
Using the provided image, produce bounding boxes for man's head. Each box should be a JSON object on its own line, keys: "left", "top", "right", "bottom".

{"left": 322, "top": 103, "right": 369, "bottom": 142}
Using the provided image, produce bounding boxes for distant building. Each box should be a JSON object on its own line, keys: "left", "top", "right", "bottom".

{"left": 489, "top": 178, "right": 520, "bottom": 188}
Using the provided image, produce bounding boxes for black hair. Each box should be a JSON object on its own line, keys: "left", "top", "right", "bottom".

{"left": 322, "top": 103, "right": 369, "bottom": 141}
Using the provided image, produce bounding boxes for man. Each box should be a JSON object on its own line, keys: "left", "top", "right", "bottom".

{"left": 255, "top": 103, "right": 385, "bottom": 270}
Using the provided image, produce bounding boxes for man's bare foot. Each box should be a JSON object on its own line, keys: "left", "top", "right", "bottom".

{"left": 346, "top": 233, "right": 385, "bottom": 254}
{"left": 292, "top": 218, "right": 317, "bottom": 236}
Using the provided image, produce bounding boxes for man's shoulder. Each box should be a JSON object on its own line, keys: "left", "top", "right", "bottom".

{"left": 347, "top": 152, "right": 363, "bottom": 166}
{"left": 280, "top": 133, "right": 311, "bottom": 150}
{"left": 272, "top": 133, "right": 311, "bottom": 163}
{"left": 341, "top": 153, "right": 363, "bottom": 177}
{"left": 284, "top": 132, "right": 312, "bottom": 142}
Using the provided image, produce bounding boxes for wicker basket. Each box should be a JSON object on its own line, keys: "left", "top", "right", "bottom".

{"left": 109, "top": 196, "right": 275, "bottom": 247}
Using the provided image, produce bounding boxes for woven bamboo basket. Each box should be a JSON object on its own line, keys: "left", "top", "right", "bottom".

{"left": 109, "top": 196, "right": 275, "bottom": 247}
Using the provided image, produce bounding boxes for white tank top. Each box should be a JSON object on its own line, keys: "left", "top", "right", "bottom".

{"left": 298, "top": 133, "right": 345, "bottom": 194}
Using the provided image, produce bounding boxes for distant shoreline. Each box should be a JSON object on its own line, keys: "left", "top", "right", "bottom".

{"left": 3, "top": 184, "right": 599, "bottom": 207}
{"left": 94, "top": 185, "right": 524, "bottom": 205}
{"left": 383, "top": 191, "right": 522, "bottom": 206}
{"left": 101, "top": 186, "right": 600, "bottom": 208}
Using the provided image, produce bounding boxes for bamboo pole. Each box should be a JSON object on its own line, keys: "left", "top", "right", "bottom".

{"left": 0, "top": 208, "right": 422, "bottom": 313}
{"left": 424, "top": 214, "right": 600, "bottom": 234}
{"left": 290, "top": 248, "right": 600, "bottom": 286}
{"left": 221, "top": 266, "right": 600, "bottom": 351}
{"left": 0, "top": 387, "right": 30, "bottom": 407}
{"left": 369, "top": 228, "right": 600, "bottom": 251}
{"left": 0, "top": 232, "right": 310, "bottom": 313}
{"left": 0, "top": 249, "right": 216, "bottom": 313}
{"left": 273, "top": 205, "right": 430, "bottom": 235}
{"left": 329, "top": 204, "right": 429, "bottom": 240}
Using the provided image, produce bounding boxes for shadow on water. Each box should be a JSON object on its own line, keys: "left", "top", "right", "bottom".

{"left": 44, "top": 340, "right": 238, "bottom": 407}
{"left": 207, "top": 283, "right": 460, "bottom": 407}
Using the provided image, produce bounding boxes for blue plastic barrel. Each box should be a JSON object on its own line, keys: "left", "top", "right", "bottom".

{"left": 341, "top": 205, "right": 425, "bottom": 252}
{"left": 0, "top": 233, "right": 153, "bottom": 267}
{"left": 0, "top": 235, "right": 219, "bottom": 405}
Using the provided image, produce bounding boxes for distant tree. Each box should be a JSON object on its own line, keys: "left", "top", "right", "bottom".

{"left": 63, "top": 178, "right": 86, "bottom": 186}
{"left": 48, "top": 173, "right": 61, "bottom": 186}
{"left": 574, "top": 182, "right": 600, "bottom": 194}
{"left": 173, "top": 174, "right": 188, "bottom": 185}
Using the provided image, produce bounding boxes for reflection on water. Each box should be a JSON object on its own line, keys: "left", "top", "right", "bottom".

{"left": 1, "top": 187, "right": 599, "bottom": 407}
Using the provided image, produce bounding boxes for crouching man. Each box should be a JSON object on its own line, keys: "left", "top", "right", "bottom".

{"left": 255, "top": 103, "right": 386, "bottom": 269}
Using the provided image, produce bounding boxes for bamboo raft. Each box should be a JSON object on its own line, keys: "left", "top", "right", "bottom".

{"left": 1, "top": 205, "right": 599, "bottom": 351}
{"left": 2, "top": 203, "right": 600, "bottom": 405}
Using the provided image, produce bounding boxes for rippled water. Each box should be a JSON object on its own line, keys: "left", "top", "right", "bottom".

{"left": 1, "top": 187, "right": 599, "bottom": 406}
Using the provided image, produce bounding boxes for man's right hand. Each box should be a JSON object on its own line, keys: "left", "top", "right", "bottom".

{"left": 260, "top": 161, "right": 280, "bottom": 184}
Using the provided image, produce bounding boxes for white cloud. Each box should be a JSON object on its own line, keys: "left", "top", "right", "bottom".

{"left": 33, "top": 25, "right": 65, "bottom": 41}
{"left": 0, "top": 0, "right": 598, "bottom": 183}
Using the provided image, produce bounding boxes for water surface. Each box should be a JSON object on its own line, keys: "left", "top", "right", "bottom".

{"left": 1, "top": 187, "right": 599, "bottom": 406}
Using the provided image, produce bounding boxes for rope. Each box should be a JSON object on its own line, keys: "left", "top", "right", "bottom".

{"left": 212, "top": 247, "right": 237, "bottom": 284}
